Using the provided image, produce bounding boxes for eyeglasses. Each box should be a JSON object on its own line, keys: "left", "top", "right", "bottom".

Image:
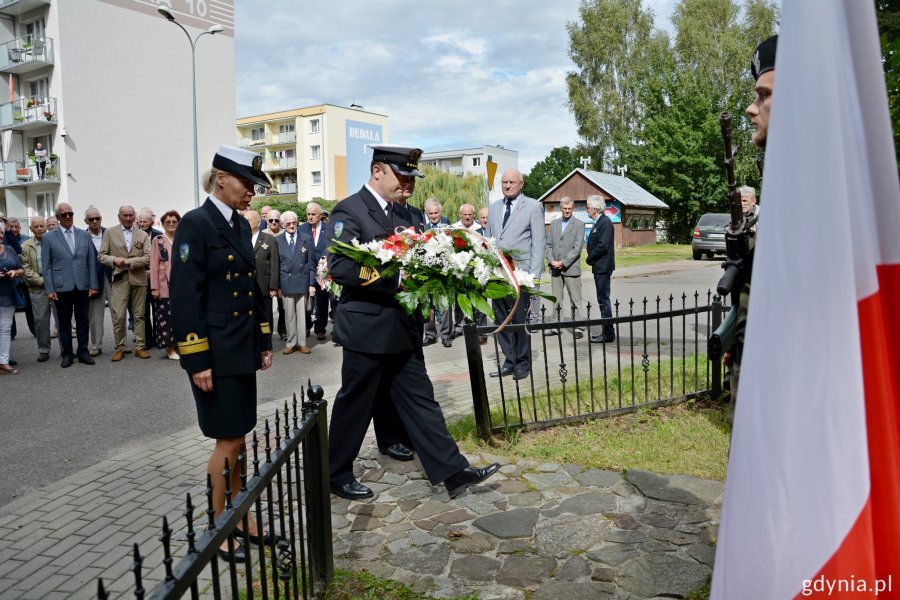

{"left": 282, "top": 221, "right": 297, "bottom": 226}
{"left": 86, "top": 217, "right": 101, "bottom": 222}
{"left": 57, "top": 212, "right": 74, "bottom": 218}
{"left": 268, "top": 219, "right": 280, "bottom": 223}
{"left": 163, "top": 220, "right": 178, "bottom": 225}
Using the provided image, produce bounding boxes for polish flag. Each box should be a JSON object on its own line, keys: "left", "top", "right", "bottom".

{"left": 711, "top": 1, "right": 900, "bottom": 599}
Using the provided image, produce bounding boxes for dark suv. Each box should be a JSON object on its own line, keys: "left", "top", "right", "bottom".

{"left": 691, "top": 213, "right": 730, "bottom": 260}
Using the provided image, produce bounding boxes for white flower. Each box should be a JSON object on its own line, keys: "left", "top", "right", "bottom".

{"left": 473, "top": 257, "right": 493, "bottom": 285}
{"left": 375, "top": 246, "right": 395, "bottom": 264}
{"left": 513, "top": 269, "right": 536, "bottom": 288}
{"left": 448, "top": 250, "right": 473, "bottom": 275}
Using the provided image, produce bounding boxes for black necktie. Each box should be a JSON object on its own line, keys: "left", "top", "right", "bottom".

{"left": 385, "top": 203, "right": 394, "bottom": 227}
{"left": 502, "top": 198, "right": 513, "bottom": 227}
{"left": 230, "top": 211, "right": 240, "bottom": 230}
{"left": 289, "top": 233, "right": 295, "bottom": 251}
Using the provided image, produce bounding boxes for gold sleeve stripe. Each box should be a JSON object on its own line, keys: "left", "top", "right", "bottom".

{"left": 260, "top": 322, "right": 272, "bottom": 334}
{"left": 359, "top": 265, "right": 382, "bottom": 286}
{"left": 177, "top": 333, "right": 210, "bottom": 355}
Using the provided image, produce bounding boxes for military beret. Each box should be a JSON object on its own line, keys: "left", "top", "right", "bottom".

{"left": 751, "top": 35, "right": 778, "bottom": 81}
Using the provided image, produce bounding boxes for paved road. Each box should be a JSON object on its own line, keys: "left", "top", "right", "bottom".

{"left": 0, "top": 258, "right": 723, "bottom": 507}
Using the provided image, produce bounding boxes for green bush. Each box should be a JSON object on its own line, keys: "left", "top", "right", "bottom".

{"left": 250, "top": 197, "right": 338, "bottom": 216}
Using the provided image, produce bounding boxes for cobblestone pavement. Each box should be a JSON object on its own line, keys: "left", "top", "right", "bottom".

{"left": 333, "top": 446, "right": 721, "bottom": 600}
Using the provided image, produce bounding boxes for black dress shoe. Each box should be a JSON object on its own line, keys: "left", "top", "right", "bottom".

{"left": 590, "top": 334, "right": 615, "bottom": 343}
{"left": 234, "top": 526, "right": 284, "bottom": 547}
{"left": 331, "top": 480, "right": 373, "bottom": 500}
{"left": 61, "top": 356, "right": 74, "bottom": 368}
{"left": 513, "top": 370, "right": 530, "bottom": 381}
{"left": 217, "top": 538, "right": 247, "bottom": 563}
{"left": 422, "top": 338, "right": 437, "bottom": 347}
{"left": 379, "top": 443, "right": 414, "bottom": 461}
{"left": 78, "top": 355, "right": 95, "bottom": 365}
{"left": 572, "top": 330, "right": 584, "bottom": 340}
{"left": 489, "top": 367, "right": 514, "bottom": 378}
{"left": 441, "top": 340, "right": 452, "bottom": 348}
{"left": 37, "top": 353, "right": 49, "bottom": 362}
{"left": 445, "top": 463, "right": 501, "bottom": 499}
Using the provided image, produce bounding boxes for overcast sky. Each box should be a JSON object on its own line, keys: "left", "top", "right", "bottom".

{"left": 234, "top": 1, "right": 679, "bottom": 174}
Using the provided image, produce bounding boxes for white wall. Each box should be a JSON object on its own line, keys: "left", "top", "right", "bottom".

{"left": 54, "top": 1, "right": 235, "bottom": 222}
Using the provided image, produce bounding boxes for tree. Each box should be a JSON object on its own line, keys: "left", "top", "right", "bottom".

{"left": 566, "top": 0, "right": 656, "bottom": 169}
{"left": 523, "top": 146, "right": 583, "bottom": 199}
{"left": 876, "top": 0, "right": 900, "bottom": 171}
{"left": 408, "top": 166, "right": 488, "bottom": 221}
{"left": 566, "top": 0, "right": 778, "bottom": 242}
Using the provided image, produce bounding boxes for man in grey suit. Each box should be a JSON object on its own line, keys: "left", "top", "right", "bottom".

{"left": 42, "top": 201, "right": 99, "bottom": 368}
{"left": 545, "top": 197, "right": 585, "bottom": 338}
{"left": 485, "top": 169, "right": 545, "bottom": 380}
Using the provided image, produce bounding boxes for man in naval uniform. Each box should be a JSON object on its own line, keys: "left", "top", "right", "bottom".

{"left": 327, "top": 144, "right": 500, "bottom": 501}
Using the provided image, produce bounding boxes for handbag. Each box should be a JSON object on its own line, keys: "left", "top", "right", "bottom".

{"left": 12, "top": 280, "right": 25, "bottom": 308}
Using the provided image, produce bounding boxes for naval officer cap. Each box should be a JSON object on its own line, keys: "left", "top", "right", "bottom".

{"left": 751, "top": 35, "right": 778, "bottom": 81}
{"left": 371, "top": 144, "right": 425, "bottom": 178}
{"left": 213, "top": 145, "right": 272, "bottom": 188}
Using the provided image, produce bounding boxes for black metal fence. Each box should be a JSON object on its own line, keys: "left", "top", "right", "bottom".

{"left": 98, "top": 383, "right": 333, "bottom": 599}
{"left": 465, "top": 291, "right": 729, "bottom": 440}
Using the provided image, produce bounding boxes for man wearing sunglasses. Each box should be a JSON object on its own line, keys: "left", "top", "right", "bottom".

{"left": 84, "top": 207, "right": 112, "bottom": 357}
{"left": 41, "top": 201, "right": 99, "bottom": 368}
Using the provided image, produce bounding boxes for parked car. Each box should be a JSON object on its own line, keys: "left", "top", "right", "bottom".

{"left": 691, "top": 213, "right": 730, "bottom": 260}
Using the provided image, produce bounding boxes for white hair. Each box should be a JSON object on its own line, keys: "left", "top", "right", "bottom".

{"left": 281, "top": 210, "right": 299, "bottom": 223}
{"left": 586, "top": 195, "right": 606, "bottom": 211}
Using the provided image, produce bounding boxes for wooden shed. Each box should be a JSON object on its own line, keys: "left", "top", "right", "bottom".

{"left": 539, "top": 168, "right": 669, "bottom": 247}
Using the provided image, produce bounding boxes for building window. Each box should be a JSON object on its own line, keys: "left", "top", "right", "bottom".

{"left": 35, "top": 192, "right": 54, "bottom": 217}
{"left": 279, "top": 124, "right": 294, "bottom": 133}
{"left": 251, "top": 127, "right": 264, "bottom": 142}
{"left": 310, "top": 119, "right": 320, "bottom": 134}
{"left": 311, "top": 171, "right": 321, "bottom": 185}
{"left": 310, "top": 145, "right": 320, "bottom": 159}
{"left": 28, "top": 77, "right": 49, "bottom": 102}
{"left": 472, "top": 157, "right": 481, "bottom": 167}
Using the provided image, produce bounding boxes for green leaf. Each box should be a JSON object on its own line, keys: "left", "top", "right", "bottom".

{"left": 469, "top": 292, "right": 495, "bottom": 321}
{"left": 484, "top": 281, "right": 513, "bottom": 299}
{"left": 457, "top": 293, "right": 473, "bottom": 321}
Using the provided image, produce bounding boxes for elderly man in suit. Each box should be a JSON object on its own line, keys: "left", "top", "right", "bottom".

{"left": 299, "top": 202, "right": 329, "bottom": 341}
{"left": 327, "top": 144, "right": 499, "bottom": 501}
{"left": 246, "top": 211, "right": 280, "bottom": 332}
{"left": 20, "top": 216, "right": 51, "bottom": 362}
{"left": 99, "top": 205, "right": 152, "bottom": 361}
{"left": 41, "top": 201, "right": 99, "bottom": 368}
{"left": 276, "top": 210, "right": 315, "bottom": 355}
{"left": 84, "top": 206, "right": 112, "bottom": 356}
{"left": 545, "top": 197, "right": 585, "bottom": 338}
{"left": 586, "top": 195, "right": 616, "bottom": 343}
{"left": 485, "top": 169, "right": 545, "bottom": 380}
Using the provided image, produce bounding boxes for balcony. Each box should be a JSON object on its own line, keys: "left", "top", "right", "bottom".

{"left": 268, "top": 157, "right": 296, "bottom": 171}
{"left": 270, "top": 131, "right": 296, "bottom": 145}
{"left": 0, "top": 36, "right": 53, "bottom": 74}
{"left": 1, "top": 156, "right": 60, "bottom": 188}
{"left": 278, "top": 182, "right": 297, "bottom": 194}
{"left": 238, "top": 136, "right": 266, "bottom": 149}
{"left": 0, "top": 97, "right": 57, "bottom": 131}
{"left": 0, "top": 0, "right": 50, "bottom": 17}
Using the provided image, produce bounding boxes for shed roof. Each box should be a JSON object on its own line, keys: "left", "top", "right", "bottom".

{"left": 539, "top": 168, "right": 669, "bottom": 209}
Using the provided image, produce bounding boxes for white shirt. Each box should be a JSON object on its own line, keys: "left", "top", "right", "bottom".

{"left": 251, "top": 231, "right": 260, "bottom": 248}
{"left": 209, "top": 194, "right": 234, "bottom": 226}
{"left": 122, "top": 226, "right": 133, "bottom": 252}
{"left": 90, "top": 230, "right": 103, "bottom": 253}
{"left": 364, "top": 183, "right": 391, "bottom": 215}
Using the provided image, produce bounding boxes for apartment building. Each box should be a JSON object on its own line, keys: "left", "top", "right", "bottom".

{"left": 236, "top": 104, "right": 388, "bottom": 203}
{"left": 420, "top": 144, "right": 518, "bottom": 203}
{"left": 0, "top": 0, "right": 236, "bottom": 224}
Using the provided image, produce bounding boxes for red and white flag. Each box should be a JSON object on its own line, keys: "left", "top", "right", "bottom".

{"left": 711, "top": 1, "right": 900, "bottom": 599}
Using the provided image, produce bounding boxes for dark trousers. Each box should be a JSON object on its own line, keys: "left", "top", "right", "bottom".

{"left": 593, "top": 272, "right": 614, "bottom": 338}
{"left": 36, "top": 160, "right": 46, "bottom": 179}
{"left": 55, "top": 288, "right": 90, "bottom": 359}
{"left": 328, "top": 348, "right": 469, "bottom": 486}
{"left": 305, "top": 282, "right": 330, "bottom": 334}
{"left": 276, "top": 297, "right": 286, "bottom": 337}
{"left": 143, "top": 288, "right": 155, "bottom": 348}
{"left": 492, "top": 291, "right": 531, "bottom": 374}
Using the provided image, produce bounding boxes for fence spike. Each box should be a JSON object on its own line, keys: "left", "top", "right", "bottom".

{"left": 223, "top": 457, "right": 233, "bottom": 511}
{"left": 265, "top": 419, "right": 272, "bottom": 464}
{"left": 160, "top": 516, "right": 175, "bottom": 583}
{"left": 642, "top": 296, "right": 648, "bottom": 314}
{"left": 292, "top": 392, "right": 299, "bottom": 430}
{"left": 184, "top": 493, "right": 197, "bottom": 554}
{"left": 130, "top": 543, "right": 145, "bottom": 600}
{"left": 239, "top": 441, "right": 248, "bottom": 492}
{"left": 97, "top": 578, "right": 108, "bottom": 600}
{"left": 285, "top": 400, "right": 292, "bottom": 441}
{"left": 205, "top": 473, "right": 216, "bottom": 531}
{"left": 252, "top": 430, "right": 261, "bottom": 478}
{"left": 274, "top": 408, "right": 282, "bottom": 452}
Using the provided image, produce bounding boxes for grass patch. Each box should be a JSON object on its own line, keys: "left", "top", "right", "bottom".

{"left": 325, "top": 568, "right": 477, "bottom": 600}
{"left": 494, "top": 354, "right": 710, "bottom": 426}
{"left": 580, "top": 242, "right": 691, "bottom": 271}
{"left": 451, "top": 398, "right": 730, "bottom": 481}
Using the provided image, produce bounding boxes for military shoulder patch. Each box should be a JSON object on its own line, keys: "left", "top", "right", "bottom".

{"left": 333, "top": 221, "right": 344, "bottom": 239}
{"left": 180, "top": 243, "right": 190, "bottom": 263}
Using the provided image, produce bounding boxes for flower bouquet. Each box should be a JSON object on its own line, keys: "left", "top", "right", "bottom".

{"left": 316, "top": 256, "right": 341, "bottom": 298}
{"left": 328, "top": 227, "right": 554, "bottom": 330}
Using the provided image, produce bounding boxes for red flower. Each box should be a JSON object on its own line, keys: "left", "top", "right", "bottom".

{"left": 454, "top": 236, "right": 467, "bottom": 250}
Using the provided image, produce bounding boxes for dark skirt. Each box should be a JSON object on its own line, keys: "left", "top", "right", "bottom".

{"left": 153, "top": 297, "right": 175, "bottom": 349}
{"left": 190, "top": 374, "right": 257, "bottom": 439}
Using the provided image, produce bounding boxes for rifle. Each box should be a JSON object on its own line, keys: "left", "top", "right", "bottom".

{"left": 716, "top": 112, "right": 755, "bottom": 304}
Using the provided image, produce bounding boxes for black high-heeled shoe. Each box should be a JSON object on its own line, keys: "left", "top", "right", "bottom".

{"left": 234, "top": 526, "right": 284, "bottom": 547}
{"left": 216, "top": 537, "right": 247, "bottom": 562}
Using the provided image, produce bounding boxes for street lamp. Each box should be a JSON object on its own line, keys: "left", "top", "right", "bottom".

{"left": 158, "top": 8, "right": 224, "bottom": 207}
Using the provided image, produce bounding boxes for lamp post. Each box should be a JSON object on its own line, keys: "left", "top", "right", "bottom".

{"left": 158, "top": 9, "right": 223, "bottom": 208}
